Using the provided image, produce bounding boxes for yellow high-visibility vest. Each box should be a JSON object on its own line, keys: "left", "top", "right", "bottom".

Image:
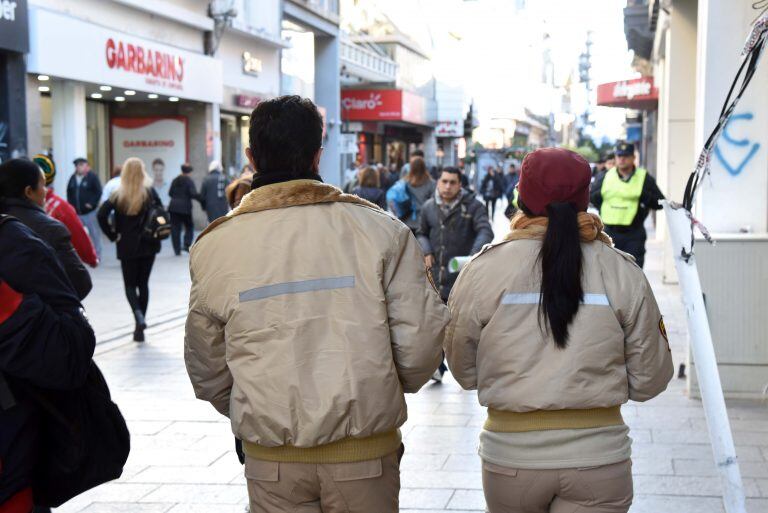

{"left": 599, "top": 167, "right": 647, "bottom": 226}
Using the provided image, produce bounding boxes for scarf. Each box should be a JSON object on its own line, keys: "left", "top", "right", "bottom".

{"left": 251, "top": 170, "right": 323, "bottom": 190}
{"left": 504, "top": 211, "right": 613, "bottom": 245}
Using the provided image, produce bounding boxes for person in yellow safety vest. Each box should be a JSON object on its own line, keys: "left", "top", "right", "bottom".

{"left": 590, "top": 142, "right": 665, "bottom": 268}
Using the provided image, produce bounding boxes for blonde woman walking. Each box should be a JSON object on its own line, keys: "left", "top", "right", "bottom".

{"left": 98, "top": 158, "right": 163, "bottom": 342}
{"left": 446, "top": 148, "right": 673, "bottom": 513}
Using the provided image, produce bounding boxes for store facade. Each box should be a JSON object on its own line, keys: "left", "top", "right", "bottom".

{"left": 341, "top": 88, "right": 432, "bottom": 171}
{"left": 25, "top": 4, "right": 222, "bottom": 204}
{"left": 0, "top": 0, "right": 29, "bottom": 162}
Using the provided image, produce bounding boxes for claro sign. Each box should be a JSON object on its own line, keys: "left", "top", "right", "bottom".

{"left": 27, "top": 7, "right": 223, "bottom": 104}
{"left": 106, "top": 38, "right": 184, "bottom": 90}
{"left": 341, "top": 89, "right": 428, "bottom": 125}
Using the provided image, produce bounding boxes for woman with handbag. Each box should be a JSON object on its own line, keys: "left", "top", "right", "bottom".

{"left": 97, "top": 158, "right": 163, "bottom": 342}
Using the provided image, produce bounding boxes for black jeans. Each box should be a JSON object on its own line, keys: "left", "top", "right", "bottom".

{"left": 170, "top": 212, "right": 194, "bottom": 255}
{"left": 485, "top": 198, "right": 497, "bottom": 219}
{"left": 120, "top": 255, "right": 155, "bottom": 321}
{"left": 606, "top": 227, "right": 647, "bottom": 268}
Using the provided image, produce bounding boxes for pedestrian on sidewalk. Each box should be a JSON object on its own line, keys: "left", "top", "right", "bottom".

{"left": 185, "top": 95, "right": 449, "bottom": 513}
{"left": 168, "top": 163, "right": 201, "bottom": 255}
{"left": 417, "top": 166, "right": 492, "bottom": 382}
{"left": 480, "top": 166, "right": 503, "bottom": 218}
{"left": 445, "top": 148, "right": 674, "bottom": 513}
{"left": 0, "top": 158, "right": 93, "bottom": 300}
{"left": 36, "top": 155, "right": 99, "bottom": 269}
{"left": 352, "top": 166, "right": 387, "bottom": 209}
{"left": 387, "top": 156, "right": 435, "bottom": 233}
{"left": 200, "top": 160, "right": 229, "bottom": 223}
{"left": 66, "top": 157, "right": 103, "bottom": 259}
{"left": 590, "top": 142, "right": 664, "bottom": 268}
{"left": 0, "top": 215, "right": 95, "bottom": 513}
{"left": 97, "top": 158, "right": 163, "bottom": 342}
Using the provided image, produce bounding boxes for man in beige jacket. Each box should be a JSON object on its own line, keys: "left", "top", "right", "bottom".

{"left": 184, "top": 96, "right": 449, "bottom": 513}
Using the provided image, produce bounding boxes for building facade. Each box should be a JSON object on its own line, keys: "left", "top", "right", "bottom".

{"left": 0, "top": 0, "right": 29, "bottom": 162}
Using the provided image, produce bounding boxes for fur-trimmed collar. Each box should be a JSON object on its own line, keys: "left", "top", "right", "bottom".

{"left": 197, "top": 179, "right": 380, "bottom": 241}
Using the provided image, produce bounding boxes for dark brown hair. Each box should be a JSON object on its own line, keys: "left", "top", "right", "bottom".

{"left": 407, "top": 156, "right": 429, "bottom": 187}
{"left": 359, "top": 166, "right": 380, "bottom": 188}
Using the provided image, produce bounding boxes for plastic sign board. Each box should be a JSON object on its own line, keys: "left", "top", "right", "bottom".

{"left": 111, "top": 117, "right": 188, "bottom": 205}
{"left": 0, "top": 0, "right": 28, "bottom": 53}
{"left": 596, "top": 77, "right": 658, "bottom": 110}
{"left": 27, "top": 7, "right": 223, "bottom": 103}
{"left": 341, "top": 89, "right": 428, "bottom": 125}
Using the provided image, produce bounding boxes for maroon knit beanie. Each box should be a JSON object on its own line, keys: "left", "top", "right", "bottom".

{"left": 517, "top": 148, "right": 592, "bottom": 216}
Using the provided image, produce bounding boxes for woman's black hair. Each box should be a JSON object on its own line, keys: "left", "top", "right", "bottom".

{"left": 520, "top": 199, "right": 583, "bottom": 349}
{"left": 0, "top": 158, "right": 43, "bottom": 200}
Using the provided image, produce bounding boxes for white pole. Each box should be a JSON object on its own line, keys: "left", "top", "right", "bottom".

{"left": 663, "top": 201, "right": 747, "bottom": 513}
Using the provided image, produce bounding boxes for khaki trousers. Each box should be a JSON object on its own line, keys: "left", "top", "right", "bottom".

{"left": 245, "top": 451, "right": 400, "bottom": 513}
{"left": 482, "top": 459, "right": 633, "bottom": 513}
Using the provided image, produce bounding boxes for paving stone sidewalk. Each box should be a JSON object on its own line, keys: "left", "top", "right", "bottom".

{"left": 53, "top": 213, "right": 768, "bottom": 512}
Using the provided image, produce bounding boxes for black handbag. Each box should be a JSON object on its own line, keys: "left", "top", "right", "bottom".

{"left": 28, "top": 361, "right": 131, "bottom": 507}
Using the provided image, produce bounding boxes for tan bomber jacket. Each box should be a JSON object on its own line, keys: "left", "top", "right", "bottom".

{"left": 445, "top": 237, "right": 674, "bottom": 418}
{"left": 184, "top": 179, "right": 449, "bottom": 454}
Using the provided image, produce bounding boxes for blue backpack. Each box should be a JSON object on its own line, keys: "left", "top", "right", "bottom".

{"left": 386, "top": 180, "right": 414, "bottom": 222}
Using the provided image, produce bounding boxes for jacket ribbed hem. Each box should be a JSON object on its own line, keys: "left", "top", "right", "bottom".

{"left": 485, "top": 406, "right": 623, "bottom": 433}
{"left": 242, "top": 429, "right": 402, "bottom": 463}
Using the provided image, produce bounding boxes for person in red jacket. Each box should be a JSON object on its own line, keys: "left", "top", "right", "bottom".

{"left": 34, "top": 155, "right": 99, "bottom": 268}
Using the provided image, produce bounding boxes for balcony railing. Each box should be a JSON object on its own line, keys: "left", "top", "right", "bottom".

{"left": 340, "top": 38, "right": 398, "bottom": 83}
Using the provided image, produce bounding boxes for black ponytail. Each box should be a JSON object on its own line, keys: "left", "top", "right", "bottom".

{"left": 522, "top": 200, "right": 584, "bottom": 349}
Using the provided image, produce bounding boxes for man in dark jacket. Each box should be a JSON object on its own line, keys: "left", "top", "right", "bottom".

{"left": 418, "top": 167, "right": 494, "bottom": 302}
{"left": 0, "top": 158, "right": 92, "bottom": 300}
{"left": 200, "top": 160, "right": 229, "bottom": 223}
{"left": 168, "top": 163, "right": 201, "bottom": 255}
{"left": 0, "top": 216, "right": 95, "bottom": 512}
{"left": 66, "top": 158, "right": 103, "bottom": 259}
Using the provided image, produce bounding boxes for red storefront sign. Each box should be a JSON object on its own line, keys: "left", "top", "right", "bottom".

{"left": 597, "top": 77, "right": 658, "bottom": 110}
{"left": 106, "top": 38, "right": 184, "bottom": 89}
{"left": 341, "top": 89, "right": 428, "bottom": 125}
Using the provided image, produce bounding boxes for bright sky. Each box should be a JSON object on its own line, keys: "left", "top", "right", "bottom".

{"left": 379, "top": 0, "right": 636, "bottom": 143}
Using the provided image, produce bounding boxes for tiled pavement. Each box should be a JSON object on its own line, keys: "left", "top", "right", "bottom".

{"left": 53, "top": 213, "right": 768, "bottom": 512}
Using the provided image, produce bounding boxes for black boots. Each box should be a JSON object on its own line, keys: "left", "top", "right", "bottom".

{"left": 134, "top": 309, "right": 147, "bottom": 342}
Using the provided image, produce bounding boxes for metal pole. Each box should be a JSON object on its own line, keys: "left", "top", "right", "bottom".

{"left": 663, "top": 201, "right": 747, "bottom": 513}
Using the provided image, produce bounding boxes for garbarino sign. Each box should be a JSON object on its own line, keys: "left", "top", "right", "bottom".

{"left": 27, "top": 7, "right": 222, "bottom": 103}
{"left": 0, "top": 0, "right": 28, "bottom": 53}
{"left": 597, "top": 77, "right": 658, "bottom": 110}
{"left": 341, "top": 89, "right": 428, "bottom": 125}
{"left": 106, "top": 38, "right": 184, "bottom": 90}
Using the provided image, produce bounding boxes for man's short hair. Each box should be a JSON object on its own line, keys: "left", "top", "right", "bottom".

{"left": 248, "top": 95, "right": 323, "bottom": 176}
{"left": 411, "top": 149, "right": 424, "bottom": 158}
{"left": 152, "top": 158, "right": 165, "bottom": 168}
{"left": 181, "top": 163, "right": 193, "bottom": 174}
{"left": 440, "top": 167, "right": 461, "bottom": 179}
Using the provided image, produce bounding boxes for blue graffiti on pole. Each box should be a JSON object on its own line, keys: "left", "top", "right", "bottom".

{"left": 714, "top": 112, "right": 760, "bottom": 176}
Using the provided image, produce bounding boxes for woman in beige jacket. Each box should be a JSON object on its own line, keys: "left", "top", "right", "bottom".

{"left": 445, "top": 148, "right": 673, "bottom": 513}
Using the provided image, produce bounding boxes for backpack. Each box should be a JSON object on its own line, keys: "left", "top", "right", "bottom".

{"left": 385, "top": 180, "right": 414, "bottom": 222}
{"left": 28, "top": 361, "right": 131, "bottom": 507}
{"left": 141, "top": 190, "right": 172, "bottom": 241}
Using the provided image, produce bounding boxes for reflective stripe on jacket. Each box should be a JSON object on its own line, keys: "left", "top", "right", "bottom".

{"left": 599, "top": 167, "right": 647, "bottom": 226}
